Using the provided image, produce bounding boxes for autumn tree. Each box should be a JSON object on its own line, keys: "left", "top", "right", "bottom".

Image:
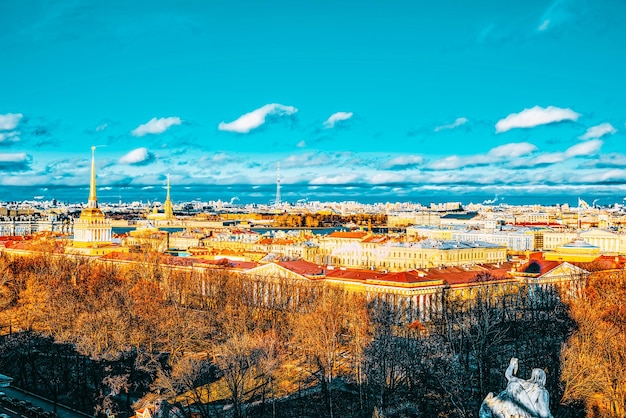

{"left": 290, "top": 287, "right": 370, "bottom": 418}
{"left": 149, "top": 355, "right": 217, "bottom": 418}
{"left": 213, "top": 332, "right": 268, "bottom": 418}
{"left": 561, "top": 270, "right": 626, "bottom": 417}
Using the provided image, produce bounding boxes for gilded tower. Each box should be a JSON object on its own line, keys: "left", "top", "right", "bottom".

{"left": 163, "top": 174, "right": 174, "bottom": 220}
{"left": 147, "top": 174, "right": 175, "bottom": 221}
{"left": 70, "top": 147, "right": 113, "bottom": 253}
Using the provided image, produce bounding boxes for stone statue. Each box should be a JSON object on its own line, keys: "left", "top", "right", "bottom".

{"left": 479, "top": 358, "right": 553, "bottom": 418}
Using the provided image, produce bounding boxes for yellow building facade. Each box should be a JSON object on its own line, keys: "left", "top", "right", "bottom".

{"left": 543, "top": 229, "right": 626, "bottom": 254}
{"left": 314, "top": 232, "right": 507, "bottom": 271}
{"left": 544, "top": 238, "right": 601, "bottom": 262}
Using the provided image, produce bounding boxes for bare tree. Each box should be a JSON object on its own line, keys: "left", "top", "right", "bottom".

{"left": 290, "top": 287, "right": 369, "bottom": 418}
{"left": 149, "top": 355, "right": 216, "bottom": 418}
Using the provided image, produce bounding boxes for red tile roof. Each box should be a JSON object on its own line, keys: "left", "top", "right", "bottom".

{"left": 194, "top": 258, "right": 258, "bottom": 270}
{"left": 380, "top": 271, "right": 435, "bottom": 284}
{"left": 582, "top": 255, "right": 626, "bottom": 270}
{"left": 421, "top": 264, "right": 512, "bottom": 285}
{"left": 516, "top": 259, "right": 561, "bottom": 276}
{"left": 327, "top": 231, "right": 369, "bottom": 239}
{"left": 259, "top": 238, "right": 295, "bottom": 245}
{"left": 0, "top": 235, "right": 31, "bottom": 241}
{"left": 325, "top": 268, "right": 385, "bottom": 281}
{"left": 322, "top": 263, "right": 516, "bottom": 287}
{"left": 277, "top": 260, "right": 325, "bottom": 276}
{"left": 512, "top": 222, "right": 565, "bottom": 228}
{"left": 361, "top": 235, "right": 389, "bottom": 243}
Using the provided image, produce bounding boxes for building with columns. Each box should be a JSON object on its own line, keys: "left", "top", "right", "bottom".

{"left": 314, "top": 231, "right": 507, "bottom": 271}
{"left": 67, "top": 147, "right": 120, "bottom": 256}
{"left": 543, "top": 228, "right": 626, "bottom": 254}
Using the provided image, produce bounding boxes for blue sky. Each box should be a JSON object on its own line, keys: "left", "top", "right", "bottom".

{"left": 1, "top": 0, "right": 626, "bottom": 204}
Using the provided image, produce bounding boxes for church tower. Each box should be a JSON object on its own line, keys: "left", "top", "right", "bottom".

{"left": 147, "top": 174, "right": 176, "bottom": 221}
{"left": 163, "top": 174, "right": 174, "bottom": 220}
{"left": 71, "top": 147, "right": 112, "bottom": 251}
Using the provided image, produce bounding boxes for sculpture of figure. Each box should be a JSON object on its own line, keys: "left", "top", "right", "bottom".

{"left": 479, "top": 358, "right": 553, "bottom": 418}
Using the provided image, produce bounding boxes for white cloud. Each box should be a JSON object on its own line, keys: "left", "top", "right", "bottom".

{"left": 131, "top": 117, "right": 181, "bottom": 136}
{"left": 369, "top": 172, "right": 406, "bottom": 184}
{"left": 592, "top": 153, "right": 626, "bottom": 169}
{"left": 210, "top": 153, "right": 236, "bottom": 164}
{"left": 297, "top": 140, "right": 306, "bottom": 148}
{"left": 510, "top": 141, "right": 602, "bottom": 168}
{"left": 0, "top": 152, "right": 30, "bottom": 170}
{"left": 565, "top": 139, "right": 602, "bottom": 158}
{"left": 96, "top": 123, "right": 108, "bottom": 132}
{"left": 579, "top": 169, "right": 626, "bottom": 183}
{"left": 0, "top": 131, "right": 20, "bottom": 143}
{"left": 510, "top": 152, "right": 565, "bottom": 168}
{"left": 430, "top": 156, "right": 464, "bottom": 170}
{"left": 429, "top": 142, "right": 537, "bottom": 170}
{"left": 119, "top": 148, "right": 154, "bottom": 165}
{"left": 0, "top": 153, "right": 28, "bottom": 163}
{"left": 434, "top": 117, "right": 468, "bottom": 132}
{"left": 537, "top": 0, "right": 578, "bottom": 33}
{"left": 532, "top": 152, "right": 565, "bottom": 165}
{"left": 383, "top": 155, "right": 424, "bottom": 169}
{"left": 487, "top": 142, "right": 537, "bottom": 158}
{"left": 579, "top": 123, "right": 616, "bottom": 140}
{"left": 218, "top": 104, "right": 297, "bottom": 133}
{"left": 281, "top": 153, "right": 332, "bottom": 169}
{"left": 0, "top": 113, "right": 23, "bottom": 131}
{"left": 310, "top": 174, "right": 359, "bottom": 185}
{"left": 323, "top": 111, "right": 353, "bottom": 129}
{"left": 495, "top": 105, "right": 580, "bottom": 133}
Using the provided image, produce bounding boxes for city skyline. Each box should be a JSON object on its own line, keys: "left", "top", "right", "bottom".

{"left": 1, "top": 0, "right": 626, "bottom": 204}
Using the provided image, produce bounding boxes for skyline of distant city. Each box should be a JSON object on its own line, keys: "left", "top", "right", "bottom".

{"left": 0, "top": 184, "right": 624, "bottom": 208}
{"left": 1, "top": 1, "right": 625, "bottom": 201}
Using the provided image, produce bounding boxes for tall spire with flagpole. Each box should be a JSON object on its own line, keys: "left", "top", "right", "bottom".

{"left": 69, "top": 145, "right": 113, "bottom": 255}
{"left": 88, "top": 146, "right": 98, "bottom": 208}
{"left": 275, "top": 162, "right": 281, "bottom": 207}
{"left": 166, "top": 173, "right": 171, "bottom": 202}
{"left": 163, "top": 173, "right": 174, "bottom": 220}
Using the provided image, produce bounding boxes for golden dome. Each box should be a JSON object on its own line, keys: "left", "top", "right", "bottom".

{"left": 79, "top": 207, "right": 105, "bottom": 219}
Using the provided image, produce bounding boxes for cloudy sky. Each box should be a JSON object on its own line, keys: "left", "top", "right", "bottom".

{"left": 1, "top": 0, "right": 625, "bottom": 203}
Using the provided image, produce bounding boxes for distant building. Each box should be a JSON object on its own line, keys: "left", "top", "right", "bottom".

{"left": 451, "top": 229, "right": 535, "bottom": 251}
{"left": 169, "top": 229, "right": 205, "bottom": 250}
{"left": 387, "top": 211, "right": 441, "bottom": 227}
{"left": 314, "top": 231, "right": 507, "bottom": 271}
{"left": 543, "top": 228, "right": 626, "bottom": 254}
{"left": 544, "top": 237, "right": 602, "bottom": 262}
{"left": 147, "top": 174, "right": 175, "bottom": 221}
{"left": 124, "top": 222, "right": 169, "bottom": 252}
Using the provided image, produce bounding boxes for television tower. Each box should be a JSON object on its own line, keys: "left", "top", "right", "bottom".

{"left": 275, "top": 162, "right": 281, "bottom": 207}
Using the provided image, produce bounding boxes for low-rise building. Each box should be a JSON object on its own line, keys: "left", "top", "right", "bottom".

{"left": 315, "top": 231, "right": 507, "bottom": 271}
{"left": 543, "top": 229, "right": 626, "bottom": 254}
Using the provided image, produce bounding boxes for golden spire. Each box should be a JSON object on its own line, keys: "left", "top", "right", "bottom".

{"left": 164, "top": 173, "right": 174, "bottom": 220}
{"left": 166, "top": 173, "right": 171, "bottom": 202}
{"left": 88, "top": 146, "right": 98, "bottom": 208}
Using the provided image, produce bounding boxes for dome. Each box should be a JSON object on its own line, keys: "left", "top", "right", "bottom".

{"left": 79, "top": 207, "right": 105, "bottom": 219}
{"left": 562, "top": 237, "right": 599, "bottom": 249}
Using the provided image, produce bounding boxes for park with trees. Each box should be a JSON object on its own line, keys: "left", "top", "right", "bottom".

{"left": 0, "top": 250, "right": 624, "bottom": 417}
